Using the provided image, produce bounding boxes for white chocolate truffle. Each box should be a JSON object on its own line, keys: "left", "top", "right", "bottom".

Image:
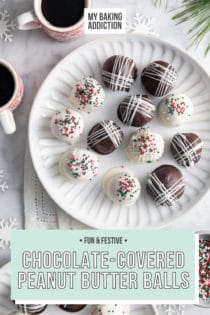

{"left": 51, "top": 108, "right": 83, "bottom": 144}
{"left": 70, "top": 77, "right": 105, "bottom": 113}
{"left": 158, "top": 93, "right": 193, "bottom": 127}
{"left": 126, "top": 127, "right": 164, "bottom": 163}
{"left": 59, "top": 148, "right": 99, "bottom": 184}
{"left": 92, "top": 305, "right": 130, "bottom": 315}
{"left": 103, "top": 167, "right": 140, "bottom": 206}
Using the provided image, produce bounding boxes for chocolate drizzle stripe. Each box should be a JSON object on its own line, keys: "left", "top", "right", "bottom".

{"left": 88, "top": 121, "right": 122, "bottom": 148}
{"left": 148, "top": 173, "right": 184, "bottom": 206}
{"left": 121, "top": 95, "right": 155, "bottom": 125}
{"left": 171, "top": 133, "right": 203, "bottom": 167}
{"left": 102, "top": 71, "right": 134, "bottom": 90}
{"left": 102, "top": 56, "right": 136, "bottom": 91}
{"left": 142, "top": 62, "right": 176, "bottom": 96}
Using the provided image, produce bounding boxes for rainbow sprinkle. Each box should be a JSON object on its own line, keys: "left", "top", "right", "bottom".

{"left": 54, "top": 109, "right": 81, "bottom": 139}
{"left": 199, "top": 240, "right": 210, "bottom": 301}
{"left": 165, "top": 94, "right": 189, "bottom": 117}
{"left": 67, "top": 153, "right": 98, "bottom": 180}
{"left": 117, "top": 174, "right": 139, "bottom": 202}
{"left": 74, "top": 77, "right": 103, "bottom": 110}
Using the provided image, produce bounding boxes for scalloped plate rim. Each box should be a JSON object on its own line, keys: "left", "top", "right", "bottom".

{"left": 28, "top": 34, "right": 210, "bottom": 229}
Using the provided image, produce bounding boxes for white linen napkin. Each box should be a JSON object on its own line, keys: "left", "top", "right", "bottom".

{"left": 24, "top": 144, "right": 89, "bottom": 230}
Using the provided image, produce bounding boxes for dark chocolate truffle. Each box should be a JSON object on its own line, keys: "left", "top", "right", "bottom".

{"left": 170, "top": 132, "right": 203, "bottom": 167}
{"left": 118, "top": 94, "right": 155, "bottom": 127}
{"left": 58, "top": 305, "right": 86, "bottom": 312}
{"left": 87, "top": 120, "right": 124, "bottom": 155}
{"left": 17, "top": 304, "right": 47, "bottom": 314}
{"left": 146, "top": 165, "right": 185, "bottom": 206}
{"left": 141, "top": 60, "right": 177, "bottom": 97}
{"left": 102, "top": 55, "right": 137, "bottom": 92}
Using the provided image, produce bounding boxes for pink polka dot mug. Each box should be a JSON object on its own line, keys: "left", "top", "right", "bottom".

{"left": 0, "top": 59, "right": 24, "bottom": 135}
{"left": 16, "top": 0, "right": 91, "bottom": 41}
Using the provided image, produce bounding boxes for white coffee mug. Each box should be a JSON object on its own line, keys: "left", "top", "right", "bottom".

{"left": 16, "top": 0, "right": 91, "bottom": 41}
{"left": 0, "top": 59, "right": 24, "bottom": 135}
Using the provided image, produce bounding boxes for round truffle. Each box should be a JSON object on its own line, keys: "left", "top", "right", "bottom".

{"left": 103, "top": 167, "right": 141, "bottom": 206}
{"left": 58, "top": 305, "right": 86, "bottom": 312}
{"left": 141, "top": 60, "right": 177, "bottom": 97}
{"left": 118, "top": 94, "right": 155, "bottom": 127}
{"left": 126, "top": 127, "right": 164, "bottom": 163}
{"left": 51, "top": 108, "right": 83, "bottom": 144}
{"left": 59, "top": 148, "right": 99, "bottom": 183}
{"left": 70, "top": 77, "right": 105, "bottom": 113}
{"left": 87, "top": 120, "right": 124, "bottom": 155}
{"left": 170, "top": 132, "right": 203, "bottom": 167}
{"left": 146, "top": 165, "right": 185, "bottom": 206}
{"left": 158, "top": 93, "right": 193, "bottom": 127}
{"left": 92, "top": 305, "right": 130, "bottom": 315}
{"left": 102, "top": 55, "right": 137, "bottom": 92}
{"left": 16, "top": 305, "right": 47, "bottom": 314}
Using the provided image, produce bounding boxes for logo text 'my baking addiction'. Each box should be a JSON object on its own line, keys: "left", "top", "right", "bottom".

{"left": 84, "top": 8, "right": 127, "bottom": 34}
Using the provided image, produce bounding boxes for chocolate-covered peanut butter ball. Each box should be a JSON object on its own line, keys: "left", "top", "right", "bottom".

{"left": 170, "top": 132, "right": 203, "bottom": 167}
{"left": 102, "top": 55, "right": 137, "bottom": 92}
{"left": 87, "top": 120, "right": 124, "bottom": 155}
{"left": 118, "top": 94, "right": 155, "bottom": 127}
{"left": 146, "top": 165, "right": 185, "bottom": 206}
{"left": 58, "top": 305, "right": 86, "bottom": 312}
{"left": 141, "top": 60, "right": 176, "bottom": 97}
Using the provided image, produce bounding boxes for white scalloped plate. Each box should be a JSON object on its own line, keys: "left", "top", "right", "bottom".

{"left": 29, "top": 35, "right": 210, "bottom": 229}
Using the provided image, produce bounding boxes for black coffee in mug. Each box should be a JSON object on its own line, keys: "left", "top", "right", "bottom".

{"left": 0, "top": 64, "right": 15, "bottom": 107}
{"left": 42, "top": 0, "right": 85, "bottom": 28}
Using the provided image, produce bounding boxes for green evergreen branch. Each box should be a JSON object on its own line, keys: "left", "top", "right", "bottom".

{"left": 153, "top": 0, "right": 210, "bottom": 55}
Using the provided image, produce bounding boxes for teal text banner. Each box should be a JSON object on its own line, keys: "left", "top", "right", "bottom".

{"left": 11, "top": 230, "right": 197, "bottom": 303}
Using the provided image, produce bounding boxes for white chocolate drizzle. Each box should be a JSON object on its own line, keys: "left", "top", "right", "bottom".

{"left": 120, "top": 94, "right": 155, "bottom": 125}
{"left": 171, "top": 133, "right": 203, "bottom": 167}
{"left": 102, "top": 56, "right": 136, "bottom": 91}
{"left": 17, "top": 305, "right": 46, "bottom": 314}
{"left": 142, "top": 61, "right": 176, "bottom": 96}
{"left": 88, "top": 120, "right": 123, "bottom": 149}
{"left": 147, "top": 169, "right": 185, "bottom": 206}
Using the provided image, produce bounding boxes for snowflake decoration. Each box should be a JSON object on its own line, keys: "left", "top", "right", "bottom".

{"left": 0, "top": 10, "right": 16, "bottom": 42}
{"left": 0, "top": 169, "right": 8, "bottom": 192}
{"left": 0, "top": 218, "right": 18, "bottom": 249}
{"left": 154, "top": 305, "right": 186, "bottom": 315}
{"left": 127, "top": 13, "right": 159, "bottom": 37}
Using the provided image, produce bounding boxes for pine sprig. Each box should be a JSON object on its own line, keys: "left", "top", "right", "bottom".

{"left": 172, "top": 0, "right": 210, "bottom": 55}
{"left": 153, "top": 0, "right": 210, "bottom": 55}
{"left": 153, "top": 0, "right": 169, "bottom": 8}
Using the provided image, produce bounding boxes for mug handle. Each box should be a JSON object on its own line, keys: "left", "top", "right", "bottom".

{"left": 16, "top": 11, "right": 42, "bottom": 30}
{"left": 0, "top": 110, "right": 16, "bottom": 134}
